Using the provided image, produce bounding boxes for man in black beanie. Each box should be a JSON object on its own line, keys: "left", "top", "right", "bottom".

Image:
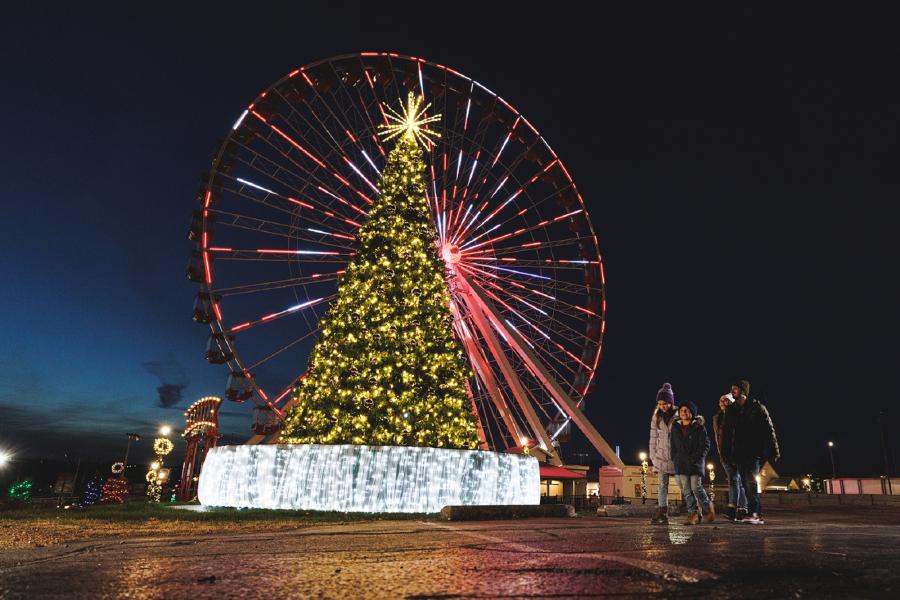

{"left": 720, "top": 379, "right": 780, "bottom": 524}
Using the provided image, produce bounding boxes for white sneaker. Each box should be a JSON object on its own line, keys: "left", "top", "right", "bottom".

{"left": 743, "top": 513, "right": 764, "bottom": 525}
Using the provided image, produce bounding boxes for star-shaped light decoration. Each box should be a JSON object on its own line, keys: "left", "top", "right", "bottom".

{"left": 379, "top": 91, "right": 441, "bottom": 147}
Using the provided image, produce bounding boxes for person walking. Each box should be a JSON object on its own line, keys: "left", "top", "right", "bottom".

{"left": 721, "top": 379, "right": 780, "bottom": 525}
{"left": 671, "top": 400, "right": 714, "bottom": 524}
{"left": 649, "top": 382, "right": 677, "bottom": 524}
{"left": 713, "top": 393, "right": 747, "bottom": 521}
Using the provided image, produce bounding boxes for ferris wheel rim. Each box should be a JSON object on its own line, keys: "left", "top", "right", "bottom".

{"left": 194, "top": 52, "right": 607, "bottom": 449}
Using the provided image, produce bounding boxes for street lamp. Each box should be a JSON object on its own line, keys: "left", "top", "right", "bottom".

{"left": 0, "top": 450, "right": 10, "bottom": 468}
{"left": 159, "top": 425, "right": 172, "bottom": 437}
{"left": 122, "top": 433, "right": 141, "bottom": 476}
{"left": 638, "top": 452, "right": 648, "bottom": 504}
{"left": 707, "top": 462, "right": 716, "bottom": 503}
{"left": 827, "top": 441, "right": 836, "bottom": 479}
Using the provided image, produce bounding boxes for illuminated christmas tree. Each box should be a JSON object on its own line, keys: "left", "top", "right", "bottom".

{"left": 7, "top": 479, "right": 32, "bottom": 504}
{"left": 282, "top": 93, "right": 479, "bottom": 449}
{"left": 77, "top": 476, "right": 104, "bottom": 507}
{"left": 99, "top": 477, "right": 129, "bottom": 504}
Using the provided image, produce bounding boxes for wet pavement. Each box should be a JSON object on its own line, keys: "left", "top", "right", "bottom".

{"left": 1, "top": 506, "right": 898, "bottom": 598}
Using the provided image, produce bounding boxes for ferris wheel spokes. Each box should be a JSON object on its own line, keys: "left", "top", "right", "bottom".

{"left": 456, "top": 268, "right": 621, "bottom": 467}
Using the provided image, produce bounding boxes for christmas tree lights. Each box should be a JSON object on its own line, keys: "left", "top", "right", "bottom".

{"left": 199, "top": 443, "right": 539, "bottom": 512}
{"left": 7, "top": 479, "right": 32, "bottom": 503}
{"left": 77, "top": 476, "right": 104, "bottom": 507}
{"left": 281, "top": 93, "right": 478, "bottom": 450}
{"left": 100, "top": 476, "right": 129, "bottom": 504}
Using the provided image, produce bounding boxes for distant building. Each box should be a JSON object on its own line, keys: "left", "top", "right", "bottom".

{"left": 825, "top": 477, "right": 897, "bottom": 495}
{"left": 764, "top": 477, "right": 800, "bottom": 492}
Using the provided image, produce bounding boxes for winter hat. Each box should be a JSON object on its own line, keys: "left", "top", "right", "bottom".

{"left": 656, "top": 382, "right": 675, "bottom": 405}
{"left": 680, "top": 400, "right": 698, "bottom": 418}
{"left": 733, "top": 379, "right": 750, "bottom": 396}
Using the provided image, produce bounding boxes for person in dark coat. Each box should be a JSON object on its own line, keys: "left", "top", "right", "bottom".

{"left": 720, "top": 379, "right": 780, "bottom": 525}
{"left": 713, "top": 393, "right": 746, "bottom": 521}
{"left": 670, "top": 400, "right": 714, "bottom": 524}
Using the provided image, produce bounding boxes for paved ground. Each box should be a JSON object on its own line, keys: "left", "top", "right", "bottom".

{"left": 1, "top": 506, "right": 898, "bottom": 599}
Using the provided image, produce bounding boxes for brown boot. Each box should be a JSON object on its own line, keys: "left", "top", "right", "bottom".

{"left": 650, "top": 506, "right": 669, "bottom": 524}
{"left": 685, "top": 512, "right": 700, "bottom": 525}
{"left": 703, "top": 503, "right": 716, "bottom": 523}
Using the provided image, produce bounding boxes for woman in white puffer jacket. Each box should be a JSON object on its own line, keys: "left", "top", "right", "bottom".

{"left": 648, "top": 382, "right": 677, "bottom": 524}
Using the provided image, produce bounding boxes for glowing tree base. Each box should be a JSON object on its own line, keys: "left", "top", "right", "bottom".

{"left": 198, "top": 444, "right": 540, "bottom": 513}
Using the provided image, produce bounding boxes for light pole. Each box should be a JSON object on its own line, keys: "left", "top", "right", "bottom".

{"left": 638, "top": 451, "right": 648, "bottom": 504}
{"left": 827, "top": 441, "right": 836, "bottom": 480}
{"left": 878, "top": 413, "right": 893, "bottom": 495}
{"left": 147, "top": 427, "right": 174, "bottom": 503}
{"left": 123, "top": 433, "right": 141, "bottom": 477}
{"left": 707, "top": 462, "right": 716, "bottom": 503}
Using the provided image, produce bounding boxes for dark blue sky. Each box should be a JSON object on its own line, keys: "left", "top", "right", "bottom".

{"left": 1, "top": 4, "right": 896, "bottom": 475}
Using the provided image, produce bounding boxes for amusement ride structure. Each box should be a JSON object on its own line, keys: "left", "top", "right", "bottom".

{"left": 188, "top": 53, "right": 622, "bottom": 468}
{"left": 178, "top": 395, "right": 222, "bottom": 500}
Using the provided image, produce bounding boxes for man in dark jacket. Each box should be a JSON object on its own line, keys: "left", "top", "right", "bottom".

{"left": 713, "top": 394, "right": 746, "bottom": 521}
{"left": 720, "top": 379, "right": 780, "bottom": 525}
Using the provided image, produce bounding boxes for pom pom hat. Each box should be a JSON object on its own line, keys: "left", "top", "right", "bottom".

{"left": 656, "top": 382, "right": 675, "bottom": 405}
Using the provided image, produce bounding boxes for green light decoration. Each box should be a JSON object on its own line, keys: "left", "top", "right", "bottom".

{"left": 7, "top": 479, "right": 32, "bottom": 503}
{"left": 281, "top": 93, "right": 478, "bottom": 450}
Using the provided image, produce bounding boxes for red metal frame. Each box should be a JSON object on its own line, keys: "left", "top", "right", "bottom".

{"left": 178, "top": 396, "right": 222, "bottom": 500}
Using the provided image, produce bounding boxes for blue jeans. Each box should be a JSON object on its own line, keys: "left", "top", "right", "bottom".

{"left": 657, "top": 472, "right": 671, "bottom": 507}
{"left": 737, "top": 460, "right": 761, "bottom": 515}
{"left": 722, "top": 462, "right": 747, "bottom": 509}
{"left": 676, "top": 474, "right": 711, "bottom": 515}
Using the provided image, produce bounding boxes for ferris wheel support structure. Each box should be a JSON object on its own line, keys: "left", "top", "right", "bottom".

{"left": 455, "top": 269, "right": 623, "bottom": 468}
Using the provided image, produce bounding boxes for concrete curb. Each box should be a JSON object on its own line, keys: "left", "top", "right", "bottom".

{"left": 597, "top": 504, "right": 684, "bottom": 517}
{"left": 440, "top": 504, "right": 575, "bottom": 520}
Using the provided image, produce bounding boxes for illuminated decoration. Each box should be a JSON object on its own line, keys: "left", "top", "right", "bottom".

{"left": 111, "top": 462, "right": 125, "bottom": 475}
{"left": 147, "top": 434, "right": 175, "bottom": 503}
{"left": 179, "top": 396, "right": 222, "bottom": 501}
{"left": 199, "top": 444, "right": 539, "bottom": 512}
{"left": 379, "top": 91, "right": 441, "bottom": 146}
{"left": 707, "top": 463, "right": 716, "bottom": 503}
{"left": 154, "top": 438, "right": 174, "bottom": 456}
{"left": 189, "top": 54, "right": 619, "bottom": 468}
{"left": 639, "top": 452, "right": 649, "bottom": 504}
{"left": 100, "top": 476, "right": 128, "bottom": 504}
{"left": 280, "top": 116, "right": 479, "bottom": 450}
{"left": 77, "top": 476, "right": 103, "bottom": 507}
{"left": 7, "top": 479, "right": 32, "bottom": 503}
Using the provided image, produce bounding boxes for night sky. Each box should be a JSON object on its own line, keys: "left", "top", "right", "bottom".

{"left": 1, "top": 4, "right": 896, "bottom": 477}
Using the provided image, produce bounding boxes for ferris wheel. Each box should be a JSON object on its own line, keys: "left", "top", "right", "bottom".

{"left": 188, "top": 52, "right": 620, "bottom": 467}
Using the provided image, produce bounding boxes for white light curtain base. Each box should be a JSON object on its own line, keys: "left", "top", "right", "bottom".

{"left": 198, "top": 444, "right": 540, "bottom": 513}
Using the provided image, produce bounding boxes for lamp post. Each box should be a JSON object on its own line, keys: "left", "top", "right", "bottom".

{"left": 638, "top": 451, "right": 648, "bottom": 504}
{"left": 122, "top": 433, "right": 141, "bottom": 477}
{"left": 147, "top": 427, "right": 174, "bottom": 503}
{"left": 707, "top": 462, "right": 716, "bottom": 503}
{"left": 827, "top": 441, "right": 836, "bottom": 480}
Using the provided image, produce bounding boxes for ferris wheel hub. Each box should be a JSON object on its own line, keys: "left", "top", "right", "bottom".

{"left": 442, "top": 243, "right": 462, "bottom": 266}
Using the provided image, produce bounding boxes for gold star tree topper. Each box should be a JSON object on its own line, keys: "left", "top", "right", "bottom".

{"left": 379, "top": 91, "right": 441, "bottom": 146}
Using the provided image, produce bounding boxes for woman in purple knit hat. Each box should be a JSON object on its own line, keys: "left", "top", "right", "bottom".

{"left": 648, "top": 382, "right": 677, "bottom": 524}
